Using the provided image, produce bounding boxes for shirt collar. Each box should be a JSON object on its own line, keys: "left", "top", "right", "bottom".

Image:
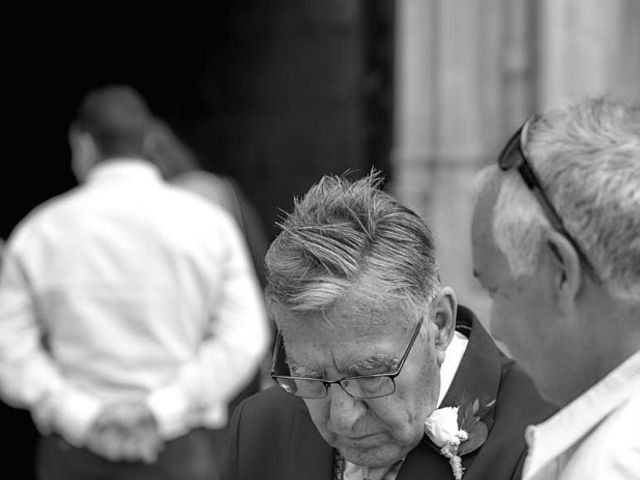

{"left": 86, "top": 158, "right": 163, "bottom": 184}
{"left": 524, "top": 350, "right": 640, "bottom": 474}
{"left": 438, "top": 330, "right": 468, "bottom": 406}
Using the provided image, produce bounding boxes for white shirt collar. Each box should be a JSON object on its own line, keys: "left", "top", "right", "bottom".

{"left": 86, "top": 158, "right": 162, "bottom": 184}
{"left": 523, "top": 350, "right": 640, "bottom": 477}
{"left": 438, "top": 330, "right": 469, "bottom": 406}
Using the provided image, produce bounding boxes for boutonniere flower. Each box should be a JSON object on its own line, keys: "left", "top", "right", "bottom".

{"left": 424, "top": 398, "right": 495, "bottom": 479}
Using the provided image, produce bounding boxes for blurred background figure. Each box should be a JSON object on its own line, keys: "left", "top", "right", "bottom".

{"left": 145, "top": 119, "right": 270, "bottom": 290}
{"left": 0, "top": 233, "right": 40, "bottom": 479}
{"left": 0, "top": 84, "right": 270, "bottom": 480}
{"left": 144, "top": 117, "right": 275, "bottom": 391}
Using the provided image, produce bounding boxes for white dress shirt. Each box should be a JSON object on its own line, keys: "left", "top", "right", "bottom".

{"left": 0, "top": 160, "right": 270, "bottom": 447}
{"left": 522, "top": 350, "right": 640, "bottom": 480}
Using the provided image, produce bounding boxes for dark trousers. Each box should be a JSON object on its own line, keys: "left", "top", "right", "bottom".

{"left": 37, "top": 427, "right": 229, "bottom": 480}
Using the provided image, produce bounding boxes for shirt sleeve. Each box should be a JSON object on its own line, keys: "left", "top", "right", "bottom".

{"left": 147, "top": 214, "right": 271, "bottom": 438}
{"left": 0, "top": 239, "right": 103, "bottom": 446}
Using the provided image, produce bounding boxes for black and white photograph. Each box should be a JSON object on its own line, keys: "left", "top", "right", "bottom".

{"left": 1, "top": 1, "right": 638, "bottom": 479}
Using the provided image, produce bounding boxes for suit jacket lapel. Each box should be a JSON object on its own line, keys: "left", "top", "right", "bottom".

{"left": 440, "top": 305, "right": 501, "bottom": 415}
{"left": 397, "top": 305, "right": 502, "bottom": 479}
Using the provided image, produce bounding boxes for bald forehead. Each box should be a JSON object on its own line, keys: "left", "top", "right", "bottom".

{"left": 472, "top": 171, "right": 501, "bottom": 236}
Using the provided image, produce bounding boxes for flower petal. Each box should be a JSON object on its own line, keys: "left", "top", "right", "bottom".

{"left": 424, "top": 407, "right": 461, "bottom": 447}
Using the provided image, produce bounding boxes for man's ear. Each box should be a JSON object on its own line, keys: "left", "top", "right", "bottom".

{"left": 70, "top": 130, "right": 99, "bottom": 183}
{"left": 432, "top": 286, "right": 457, "bottom": 364}
{"left": 142, "top": 129, "right": 159, "bottom": 158}
{"left": 544, "top": 230, "right": 582, "bottom": 313}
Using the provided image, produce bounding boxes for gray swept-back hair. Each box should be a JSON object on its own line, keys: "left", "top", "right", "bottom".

{"left": 265, "top": 170, "right": 441, "bottom": 322}
{"left": 477, "top": 95, "right": 640, "bottom": 300}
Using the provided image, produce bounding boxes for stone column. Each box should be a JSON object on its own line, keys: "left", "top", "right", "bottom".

{"left": 537, "top": 0, "right": 640, "bottom": 108}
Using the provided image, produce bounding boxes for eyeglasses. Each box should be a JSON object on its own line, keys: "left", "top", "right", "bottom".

{"left": 497, "top": 115, "right": 601, "bottom": 283}
{"left": 270, "top": 317, "right": 424, "bottom": 400}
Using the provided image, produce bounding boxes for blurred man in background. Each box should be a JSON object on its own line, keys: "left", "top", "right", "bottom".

{"left": 144, "top": 117, "right": 275, "bottom": 391}
{"left": 0, "top": 84, "right": 270, "bottom": 480}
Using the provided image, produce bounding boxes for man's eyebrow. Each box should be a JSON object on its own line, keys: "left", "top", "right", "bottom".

{"left": 289, "top": 363, "right": 323, "bottom": 378}
{"left": 289, "top": 354, "right": 400, "bottom": 378}
{"left": 349, "top": 354, "right": 398, "bottom": 374}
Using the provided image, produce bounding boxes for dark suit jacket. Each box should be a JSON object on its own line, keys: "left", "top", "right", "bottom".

{"left": 222, "top": 305, "right": 556, "bottom": 480}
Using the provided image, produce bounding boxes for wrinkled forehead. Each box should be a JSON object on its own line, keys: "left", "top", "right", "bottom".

{"left": 275, "top": 300, "right": 417, "bottom": 368}
{"left": 274, "top": 295, "right": 415, "bottom": 337}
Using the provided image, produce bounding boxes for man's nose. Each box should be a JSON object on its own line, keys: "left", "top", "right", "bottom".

{"left": 327, "top": 383, "right": 365, "bottom": 432}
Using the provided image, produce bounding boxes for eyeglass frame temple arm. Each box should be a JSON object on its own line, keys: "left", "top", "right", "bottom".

{"left": 514, "top": 123, "right": 601, "bottom": 283}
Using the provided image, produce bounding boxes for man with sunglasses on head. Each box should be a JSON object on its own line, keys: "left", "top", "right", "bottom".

{"left": 222, "top": 170, "right": 553, "bottom": 480}
{"left": 471, "top": 95, "right": 640, "bottom": 479}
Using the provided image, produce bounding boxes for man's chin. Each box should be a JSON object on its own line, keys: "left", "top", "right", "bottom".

{"left": 338, "top": 443, "right": 403, "bottom": 468}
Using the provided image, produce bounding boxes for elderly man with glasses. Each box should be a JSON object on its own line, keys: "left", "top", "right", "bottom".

{"left": 471, "top": 95, "right": 640, "bottom": 479}
{"left": 222, "top": 171, "right": 553, "bottom": 480}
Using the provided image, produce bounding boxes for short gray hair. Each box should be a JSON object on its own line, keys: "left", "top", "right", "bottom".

{"left": 480, "top": 95, "right": 640, "bottom": 299}
{"left": 265, "top": 170, "right": 441, "bottom": 322}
